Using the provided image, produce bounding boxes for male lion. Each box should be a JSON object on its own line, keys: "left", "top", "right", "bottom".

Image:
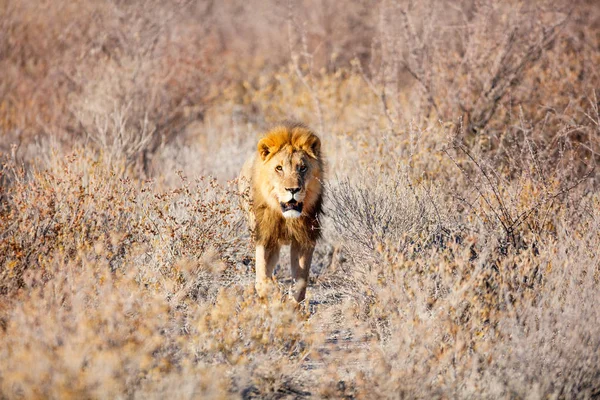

{"left": 239, "top": 122, "right": 323, "bottom": 302}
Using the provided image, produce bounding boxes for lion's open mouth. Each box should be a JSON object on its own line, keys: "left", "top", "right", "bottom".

{"left": 280, "top": 200, "right": 303, "bottom": 215}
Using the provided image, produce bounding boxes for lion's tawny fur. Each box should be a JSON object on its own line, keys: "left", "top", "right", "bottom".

{"left": 239, "top": 122, "right": 324, "bottom": 302}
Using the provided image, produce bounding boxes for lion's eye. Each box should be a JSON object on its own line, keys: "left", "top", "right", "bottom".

{"left": 299, "top": 165, "right": 307, "bottom": 173}
{"left": 275, "top": 165, "right": 283, "bottom": 172}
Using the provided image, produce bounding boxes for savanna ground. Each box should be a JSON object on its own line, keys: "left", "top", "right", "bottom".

{"left": 1, "top": 0, "right": 600, "bottom": 398}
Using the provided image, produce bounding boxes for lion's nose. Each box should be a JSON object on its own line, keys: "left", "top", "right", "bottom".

{"left": 286, "top": 187, "right": 300, "bottom": 195}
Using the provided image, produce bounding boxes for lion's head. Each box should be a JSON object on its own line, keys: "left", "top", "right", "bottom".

{"left": 254, "top": 123, "right": 323, "bottom": 219}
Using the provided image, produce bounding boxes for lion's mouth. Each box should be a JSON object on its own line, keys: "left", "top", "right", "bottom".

{"left": 280, "top": 200, "right": 303, "bottom": 215}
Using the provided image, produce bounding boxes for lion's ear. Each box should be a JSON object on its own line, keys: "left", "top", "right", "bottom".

{"left": 305, "top": 135, "right": 321, "bottom": 159}
{"left": 257, "top": 138, "right": 272, "bottom": 161}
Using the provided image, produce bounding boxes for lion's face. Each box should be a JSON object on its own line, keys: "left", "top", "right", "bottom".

{"left": 262, "top": 149, "right": 318, "bottom": 218}
{"left": 256, "top": 127, "right": 322, "bottom": 219}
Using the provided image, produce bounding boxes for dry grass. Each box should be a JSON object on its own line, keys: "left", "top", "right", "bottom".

{"left": 1, "top": 0, "right": 600, "bottom": 398}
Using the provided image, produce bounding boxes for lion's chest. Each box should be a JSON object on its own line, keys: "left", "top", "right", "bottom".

{"left": 253, "top": 205, "right": 319, "bottom": 247}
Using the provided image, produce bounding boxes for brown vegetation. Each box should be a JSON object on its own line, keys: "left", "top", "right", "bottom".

{"left": 1, "top": 0, "right": 599, "bottom": 398}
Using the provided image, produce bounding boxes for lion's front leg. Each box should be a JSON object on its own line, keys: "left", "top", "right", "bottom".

{"left": 255, "top": 244, "right": 280, "bottom": 298}
{"left": 290, "top": 241, "right": 314, "bottom": 303}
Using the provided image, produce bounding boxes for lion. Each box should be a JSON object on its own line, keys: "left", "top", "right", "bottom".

{"left": 239, "top": 122, "right": 323, "bottom": 302}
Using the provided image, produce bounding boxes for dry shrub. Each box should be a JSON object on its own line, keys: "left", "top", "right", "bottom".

{"left": 0, "top": 150, "right": 249, "bottom": 297}
{"left": 0, "top": 0, "right": 219, "bottom": 167}
{"left": 369, "top": 0, "right": 597, "bottom": 126}
{"left": 191, "top": 285, "right": 319, "bottom": 397}
{"left": 0, "top": 151, "right": 139, "bottom": 295}
{"left": 0, "top": 254, "right": 317, "bottom": 398}
{"left": 323, "top": 178, "right": 600, "bottom": 397}
{"left": 489, "top": 215, "right": 600, "bottom": 398}
{"left": 0, "top": 262, "right": 174, "bottom": 399}
{"left": 326, "top": 172, "right": 446, "bottom": 261}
